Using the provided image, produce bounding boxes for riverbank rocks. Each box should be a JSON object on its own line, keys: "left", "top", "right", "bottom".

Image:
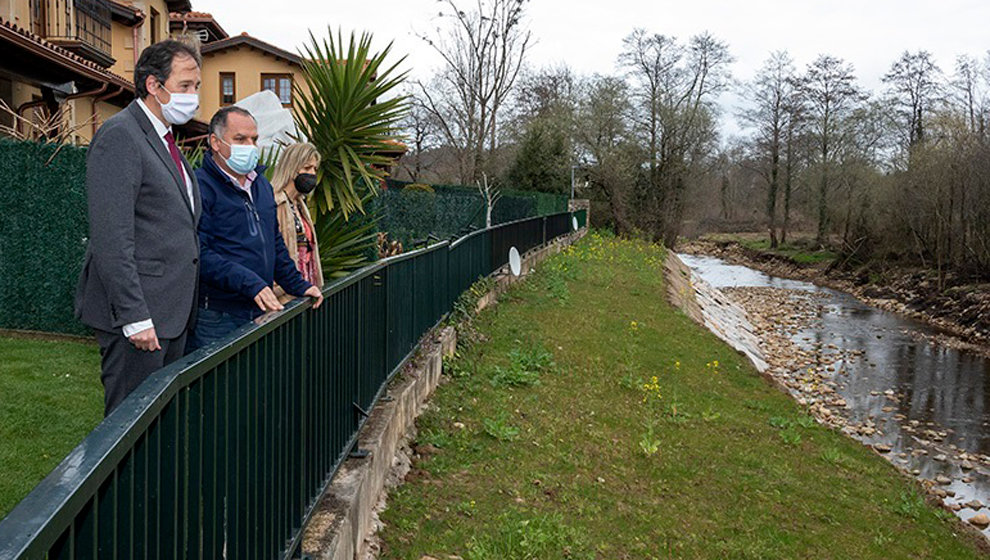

{"left": 680, "top": 257, "right": 990, "bottom": 538}
{"left": 969, "top": 514, "right": 990, "bottom": 528}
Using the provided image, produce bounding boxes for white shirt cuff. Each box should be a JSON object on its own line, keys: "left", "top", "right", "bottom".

{"left": 122, "top": 319, "right": 154, "bottom": 338}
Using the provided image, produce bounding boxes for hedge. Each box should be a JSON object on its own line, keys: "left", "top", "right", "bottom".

{"left": 376, "top": 180, "right": 568, "bottom": 246}
{"left": 0, "top": 140, "right": 90, "bottom": 335}
{"left": 0, "top": 139, "right": 569, "bottom": 335}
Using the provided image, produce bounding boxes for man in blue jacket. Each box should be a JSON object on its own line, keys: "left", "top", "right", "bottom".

{"left": 187, "top": 106, "right": 323, "bottom": 352}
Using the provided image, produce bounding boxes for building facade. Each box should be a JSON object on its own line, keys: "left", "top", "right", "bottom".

{"left": 191, "top": 31, "right": 309, "bottom": 124}
{"left": 0, "top": 0, "right": 192, "bottom": 143}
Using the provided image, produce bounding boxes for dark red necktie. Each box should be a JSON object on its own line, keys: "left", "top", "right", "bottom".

{"left": 163, "top": 131, "right": 185, "bottom": 181}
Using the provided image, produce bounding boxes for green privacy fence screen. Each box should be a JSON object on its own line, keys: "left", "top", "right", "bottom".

{"left": 0, "top": 141, "right": 569, "bottom": 335}
{"left": 0, "top": 209, "right": 586, "bottom": 559}
{"left": 375, "top": 180, "right": 569, "bottom": 246}
{"left": 0, "top": 140, "right": 90, "bottom": 335}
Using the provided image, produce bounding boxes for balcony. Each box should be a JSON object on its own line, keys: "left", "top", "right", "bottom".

{"left": 30, "top": 0, "right": 114, "bottom": 68}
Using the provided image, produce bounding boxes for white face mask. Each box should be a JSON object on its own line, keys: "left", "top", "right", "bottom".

{"left": 156, "top": 83, "right": 199, "bottom": 125}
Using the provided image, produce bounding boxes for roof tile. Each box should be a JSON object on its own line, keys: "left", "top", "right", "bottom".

{"left": 0, "top": 16, "right": 134, "bottom": 90}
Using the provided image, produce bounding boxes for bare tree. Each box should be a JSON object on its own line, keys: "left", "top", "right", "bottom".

{"left": 951, "top": 54, "right": 990, "bottom": 135}
{"left": 739, "top": 50, "right": 796, "bottom": 247}
{"left": 780, "top": 82, "right": 810, "bottom": 244}
{"left": 574, "top": 75, "right": 637, "bottom": 233}
{"left": 797, "top": 55, "right": 865, "bottom": 245}
{"left": 416, "top": 0, "right": 531, "bottom": 183}
{"left": 476, "top": 172, "right": 501, "bottom": 227}
{"left": 396, "top": 92, "right": 439, "bottom": 182}
{"left": 511, "top": 64, "right": 576, "bottom": 124}
{"left": 620, "top": 29, "right": 732, "bottom": 245}
{"left": 882, "top": 50, "right": 944, "bottom": 151}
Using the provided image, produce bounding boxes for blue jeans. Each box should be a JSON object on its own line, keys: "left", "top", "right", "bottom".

{"left": 185, "top": 307, "right": 250, "bottom": 354}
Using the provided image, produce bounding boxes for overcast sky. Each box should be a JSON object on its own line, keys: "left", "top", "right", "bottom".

{"left": 194, "top": 0, "right": 990, "bottom": 137}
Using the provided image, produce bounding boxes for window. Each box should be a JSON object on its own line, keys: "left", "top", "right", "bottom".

{"left": 261, "top": 73, "right": 293, "bottom": 107}
{"left": 149, "top": 8, "right": 159, "bottom": 44}
{"left": 220, "top": 73, "right": 235, "bottom": 106}
{"left": 29, "top": 0, "right": 46, "bottom": 38}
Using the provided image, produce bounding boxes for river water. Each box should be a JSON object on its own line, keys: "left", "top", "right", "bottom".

{"left": 679, "top": 253, "right": 990, "bottom": 531}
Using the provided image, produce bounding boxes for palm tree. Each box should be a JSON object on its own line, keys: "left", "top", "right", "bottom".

{"left": 294, "top": 29, "right": 409, "bottom": 218}
{"left": 293, "top": 29, "right": 408, "bottom": 277}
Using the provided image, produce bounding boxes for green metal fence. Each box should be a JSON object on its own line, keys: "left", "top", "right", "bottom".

{"left": 0, "top": 210, "right": 586, "bottom": 559}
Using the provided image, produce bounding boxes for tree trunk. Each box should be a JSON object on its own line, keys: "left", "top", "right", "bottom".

{"left": 767, "top": 141, "right": 780, "bottom": 248}
{"left": 781, "top": 146, "right": 793, "bottom": 244}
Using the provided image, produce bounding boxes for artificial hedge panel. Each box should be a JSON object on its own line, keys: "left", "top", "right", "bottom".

{"left": 0, "top": 141, "right": 569, "bottom": 335}
{"left": 0, "top": 140, "right": 90, "bottom": 335}
{"left": 377, "top": 180, "right": 568, "bottom": 246}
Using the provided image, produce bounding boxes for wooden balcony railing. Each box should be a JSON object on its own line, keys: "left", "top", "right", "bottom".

{"left": 30, "top": 0, "right": 113, "bottom": 67}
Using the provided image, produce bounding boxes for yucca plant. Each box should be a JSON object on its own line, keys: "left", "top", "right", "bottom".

{"left": 315, "top": 191, "right": 380, "bottom": 279}
{"left": 294, "top": 29, "right": 409, "bottom": 218}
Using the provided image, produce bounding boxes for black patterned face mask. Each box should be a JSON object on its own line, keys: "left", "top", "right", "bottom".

{"left": 294, "top": 173, "right": 318, "bottom": 195}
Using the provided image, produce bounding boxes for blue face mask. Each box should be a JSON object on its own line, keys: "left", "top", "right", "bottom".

{"left": 218, "top": 138, "right": 260, "bottom": 175}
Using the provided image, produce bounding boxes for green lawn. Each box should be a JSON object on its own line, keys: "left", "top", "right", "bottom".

{"left": 378, "top": 232, "right": 985, "bottom": 559}
{"left": 0, "top": 335, "right": 102, "bottom": 518}
{"left": 741, "top": 237, "right": 837, "bottom": 264}
{"left": 703, "top": 232, "right": 837, "bottom": 264}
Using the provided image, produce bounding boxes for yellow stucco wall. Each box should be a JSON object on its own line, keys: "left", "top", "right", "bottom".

{"left": 67, "top": 98, "right": 121, "bottom": 144}
{"left": 11, "top": 79, "right": 40, "bottom": 108}
{"left": 198, "top": 45, "right": 309, "bottom": 122}
{"left": 131, "top": 0, "right": 170, "bottom": 47}
{"left": 110, "top": 20, "right": 138, "bottom": 80}
{"left": 0, "top": 0, "right": 31, "bottom": 27}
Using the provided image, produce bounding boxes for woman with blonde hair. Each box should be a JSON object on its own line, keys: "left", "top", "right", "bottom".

{"left": 271, "top": 142, "right": 324, "bottom": 303}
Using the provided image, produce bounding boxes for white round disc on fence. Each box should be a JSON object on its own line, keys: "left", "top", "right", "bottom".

{"left": 572, "top": 216, "right": 579, "bottom": 231}
{"left": 508, "top": 246, "right": 522, "bottom": 276}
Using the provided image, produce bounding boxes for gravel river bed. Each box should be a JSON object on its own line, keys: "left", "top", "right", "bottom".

{"left": 679, "top": 253, "right": 990, "bottom": 533}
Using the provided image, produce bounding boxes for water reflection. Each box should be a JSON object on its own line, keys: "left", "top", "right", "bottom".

{"left": 680, "top": 253, "right": 990, "bottom": 532}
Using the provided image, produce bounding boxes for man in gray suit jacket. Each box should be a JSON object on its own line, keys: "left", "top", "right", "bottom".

{"left": 75, "top": 40, "right": 203, "bottom": 415}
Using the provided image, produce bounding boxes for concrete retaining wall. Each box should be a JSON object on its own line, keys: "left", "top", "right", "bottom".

{"left": 664, "top": 252, "right": 769, "bottom": 373}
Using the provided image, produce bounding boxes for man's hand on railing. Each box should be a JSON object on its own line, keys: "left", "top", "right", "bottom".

{"left": 254, "top": 286, "right": 284, "bottom": 313}
{"left": 304, "top": 285, "right": 324, "bottom": 309}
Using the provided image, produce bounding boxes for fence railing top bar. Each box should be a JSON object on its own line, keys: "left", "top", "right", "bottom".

{"left": 448, "top": 226, "right": 489, "bottom": 249}
{"left": 321, "top": 260, "right": 386, "bottom": 295}
{"left": 379, "top": 239, "right": 450, "bottom": 266}
{"left": 490, "top": 213, "right": 554, "bottom": 231}
{"left": 0, "top": 290, "right": 321, "bottom": 556}
{"left": 0, "top": 347, "right": 191, "bottom": 556}
{"left": 446, "top": 210, "right": 571, "bottom": 250}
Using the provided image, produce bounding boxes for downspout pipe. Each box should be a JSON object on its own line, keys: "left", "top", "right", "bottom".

{"left": 15, "top": 82, "right": 106, "bottom": 139}
{"left": 90, "top": 85, "right": 126, "bottom": 137}
{"left": 15, "top": 100, "right": 47, "bottom": 135}
{"left": 65, "top": 83, "right": 109, "bottom": 141}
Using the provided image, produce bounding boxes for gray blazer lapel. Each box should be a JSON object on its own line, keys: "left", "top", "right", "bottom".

{"left": 127, "top": 102, "right": 195, "bottom": 217}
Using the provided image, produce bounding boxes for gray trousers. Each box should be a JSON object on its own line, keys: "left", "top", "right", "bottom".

{"left": 95, "top": 329, "right": 187, "bottom": 416}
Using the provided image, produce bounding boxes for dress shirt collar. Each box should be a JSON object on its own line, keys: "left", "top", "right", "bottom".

{"left": 136, "top": 98, "right": 172, "bottom": 139}
{"left": 218, "top": 162, "right": 258, "bottom": 193}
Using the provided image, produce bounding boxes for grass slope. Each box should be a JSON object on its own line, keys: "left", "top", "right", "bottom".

{"left": 0, "top": 335, "right": 102, "bottom": 518}
{"left": 378, "top": 232, "right": 984, "bottom": 559}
